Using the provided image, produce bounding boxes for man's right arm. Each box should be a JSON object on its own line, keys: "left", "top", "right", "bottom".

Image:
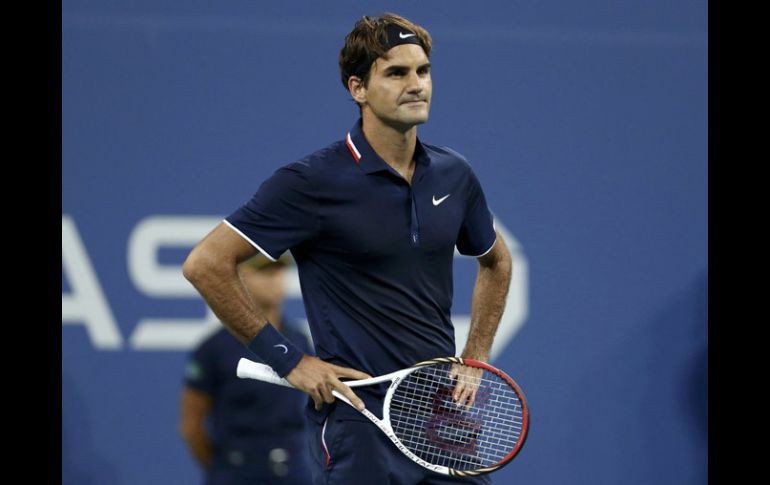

{"left": 182, "top": 223, "right": 370, "bottom": 410}
{"left": 182, "top": 223, "right": 268, "bottom": 343}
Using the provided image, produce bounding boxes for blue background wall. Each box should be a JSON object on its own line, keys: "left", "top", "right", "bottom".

{"left": 62, "top": 1, "right": 708, "bottom": 483}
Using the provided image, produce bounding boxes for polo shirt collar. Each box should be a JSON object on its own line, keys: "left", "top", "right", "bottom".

{"left": 345, "top": 118, "right": 431, "bottom": 174}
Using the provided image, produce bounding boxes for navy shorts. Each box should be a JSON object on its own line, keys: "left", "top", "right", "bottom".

{"left": 306, "top": 403, "right": 492, "bottom": 485}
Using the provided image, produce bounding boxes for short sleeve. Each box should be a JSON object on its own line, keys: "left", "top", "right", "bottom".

{"left": 456, "top": 168, "right": 497, "bottom": 257}
{"left": 183, "top": 340, "right": 217, "bottom": 394}
{"left": 225, "top": 161, "right": 320, "bottom": 260}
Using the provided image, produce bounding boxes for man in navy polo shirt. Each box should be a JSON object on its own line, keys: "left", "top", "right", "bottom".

{"left": 183, "top": 12, "right": 513, "bottom": 484}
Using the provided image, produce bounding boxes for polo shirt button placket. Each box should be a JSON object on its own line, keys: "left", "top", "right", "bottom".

{"left": 409, "top": 187, "right": 420, "bottom": 247}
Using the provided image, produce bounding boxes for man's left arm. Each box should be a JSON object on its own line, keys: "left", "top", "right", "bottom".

{"left": 451, "top": 230, "right": 512, "bottom": 404}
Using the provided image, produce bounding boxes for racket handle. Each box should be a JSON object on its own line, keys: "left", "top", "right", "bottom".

{"left": 236, "top": 358, "right": 354, "bottom": 408}
{"left": 236, "top": 358, "right": 293, "bottom": 388}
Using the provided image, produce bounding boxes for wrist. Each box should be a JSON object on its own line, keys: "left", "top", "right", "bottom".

{"left": 461, "top": 348, "right": 490, "bottom": 362}
{"left": 246, "top": 323, "right": 304, "bottom": 377}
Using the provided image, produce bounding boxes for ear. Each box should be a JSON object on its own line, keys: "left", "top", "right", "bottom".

{"left": 348, "top": 76, "right": 367, "bottom": 105}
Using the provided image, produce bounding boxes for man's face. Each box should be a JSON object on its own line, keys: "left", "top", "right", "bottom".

{"left": 360, "top": 44, "right": 432, "bottom": 130}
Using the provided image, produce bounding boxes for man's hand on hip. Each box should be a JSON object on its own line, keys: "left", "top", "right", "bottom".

{"left": 285, "top": 355, "right": 372, "bottom": 411}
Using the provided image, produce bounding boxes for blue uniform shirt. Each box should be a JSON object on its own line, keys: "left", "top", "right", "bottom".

{"left": 184, "top": 324, "right": 313, "bottom": 468}
{"left": 225, "top": 119, "right": 497, "bottom": 416}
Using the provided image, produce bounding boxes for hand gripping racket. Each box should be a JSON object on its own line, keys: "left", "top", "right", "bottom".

{"left": 236, "top": 356, "right": 529, "bottom": 477}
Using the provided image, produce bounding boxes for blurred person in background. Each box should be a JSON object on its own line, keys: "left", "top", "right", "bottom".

{"left": 179, "top": 253, "right": 312, "bottom": 484}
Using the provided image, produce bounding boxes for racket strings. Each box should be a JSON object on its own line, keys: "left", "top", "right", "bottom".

{"left": 388, "top": 364, "right": 525, "bottom": 471}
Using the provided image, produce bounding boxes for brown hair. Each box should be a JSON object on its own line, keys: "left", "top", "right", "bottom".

{"left": 339, "top": 13, "right": 433, "bottom": 91}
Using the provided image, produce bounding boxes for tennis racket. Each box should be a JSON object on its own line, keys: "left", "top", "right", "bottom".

{"left": 236, "top": 356, "right": 529, "bottom": 476}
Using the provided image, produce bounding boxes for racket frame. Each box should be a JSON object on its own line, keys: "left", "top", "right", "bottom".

{"left": 236, "top": 356, "right": 528, "bottom": 476}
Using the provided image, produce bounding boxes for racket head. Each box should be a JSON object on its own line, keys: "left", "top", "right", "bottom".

{"left": 383, "top": 357, "right": 529, "bottom": 477}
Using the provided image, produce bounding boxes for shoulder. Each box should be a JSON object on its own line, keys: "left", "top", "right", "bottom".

{"left": 277, "top": 140, "right": 348, "bottom": 179}
{"left": 254, "top": 141, "right": 346, "bottom": 199}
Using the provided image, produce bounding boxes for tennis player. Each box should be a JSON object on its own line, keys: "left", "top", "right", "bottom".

{"left": 183, "top": 12, "right": 513, "bottom": 484}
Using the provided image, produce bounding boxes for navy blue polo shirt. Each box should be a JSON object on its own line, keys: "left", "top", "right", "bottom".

{"left": 225, "top": 119, "right": 496, "bottom": 411}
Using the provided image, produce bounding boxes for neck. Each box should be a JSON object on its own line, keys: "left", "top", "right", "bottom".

{"left": 361, "top": 112, "right": 418, "bottom": 177}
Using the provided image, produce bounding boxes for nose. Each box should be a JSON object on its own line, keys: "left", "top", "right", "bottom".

{"left": 405, "top": 70, "right": 424, "bottom": 95}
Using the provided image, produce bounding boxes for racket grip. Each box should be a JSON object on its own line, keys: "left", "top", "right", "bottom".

{"left": 236, "top": 358, "right": 294, "bottom": 388}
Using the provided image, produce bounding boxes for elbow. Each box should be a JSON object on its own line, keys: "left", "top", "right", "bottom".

{"left": 183, "top": 245, "right": 213, "bottom": 286}
{"left": 182, "top": 249, "right": 200, "bottom": 283}
{"left": 183, "top": 245, "right": 239, "bottom": 293}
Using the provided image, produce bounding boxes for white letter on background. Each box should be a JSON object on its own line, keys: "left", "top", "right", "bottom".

{"left": 62, "top": 215, "right": 123, "bottom": 349}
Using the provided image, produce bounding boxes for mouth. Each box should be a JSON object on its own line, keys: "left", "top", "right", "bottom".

{"left": 401, "top": 100, "right": 427, "bottom": 106}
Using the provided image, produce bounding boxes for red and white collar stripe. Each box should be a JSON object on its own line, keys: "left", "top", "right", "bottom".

{"left": 346, "top": 133, "right": 361, "bottom": 163}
